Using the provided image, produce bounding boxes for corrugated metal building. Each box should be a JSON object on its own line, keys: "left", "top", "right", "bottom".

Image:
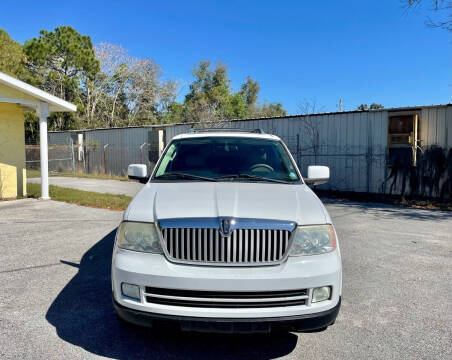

{"left": 48, "top": 104, "right": 452, "bottom": 196}
{"left": 48, "top": 125, "right": 164, "bottom": 175}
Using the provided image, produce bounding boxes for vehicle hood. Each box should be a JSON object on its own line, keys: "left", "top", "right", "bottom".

{"left": 124, "top": 182, "right": 330, "bottom": 225}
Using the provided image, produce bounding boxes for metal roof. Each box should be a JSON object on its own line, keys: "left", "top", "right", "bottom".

{"left": 48, "top": 103, "right": 452, "bottom": 133}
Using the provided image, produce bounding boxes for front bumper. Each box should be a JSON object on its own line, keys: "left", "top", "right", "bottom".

{"left": 113, "top": 297, "right": 341, "bottom": 333}
{"left": 112, "top": 247, "right": 342, "bottom": 320}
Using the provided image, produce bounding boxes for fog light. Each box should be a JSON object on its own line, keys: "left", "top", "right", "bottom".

{"left": 121, "top": 283, "right": 140, "bottom": 300}
{"left": 312, "top": 286, "right": 331, "bottom": 303}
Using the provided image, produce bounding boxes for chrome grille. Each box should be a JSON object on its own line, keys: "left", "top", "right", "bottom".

{"left": 161, "top": 227, "right": 292, "bottom": 265}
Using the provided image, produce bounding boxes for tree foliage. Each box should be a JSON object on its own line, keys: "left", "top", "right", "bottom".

{"left": 240, "top": 76, "right": 259, "bottom": 107}
{"left": 357, "top": 103, "right": 384, "bottom": 111}
{"left": 0, "top": 29, "right": 30, "bottom": 80}
{"left": 83, "top": 42, "right": 177, "bottom": 128}
{"left": 24, "top": 26, "right": 99, "bottom": 101}
{"left": 175, "top": 60, "right": 285, "bottom": 124}
{"left": 24, "top": 26, "right": 100, "bottom": 130}
{"left": 405, "top": 0, "right": 451, "bottom": 31}
{"left": 1, "top": 27, "right": 286, "bottom": 135}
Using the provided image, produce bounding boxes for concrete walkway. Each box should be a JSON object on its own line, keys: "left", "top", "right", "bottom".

{"left": 28, "top": 176, "right": 143, "bottom": 196}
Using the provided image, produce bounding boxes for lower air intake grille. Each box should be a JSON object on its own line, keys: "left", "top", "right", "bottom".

{"left": 144, "top": 287, "right": 308, "bottom": 308}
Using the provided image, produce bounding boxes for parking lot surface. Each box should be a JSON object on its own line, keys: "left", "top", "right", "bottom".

{"left": 0, "top": 198, "right": 451, "bottom": 359}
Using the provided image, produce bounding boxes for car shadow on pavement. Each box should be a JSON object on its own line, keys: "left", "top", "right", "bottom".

{"left": 46, "top": 230, "right": 298, "bottom": 360}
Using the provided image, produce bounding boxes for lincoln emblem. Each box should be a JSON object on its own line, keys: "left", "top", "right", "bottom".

{"left": 220, "top": 219, "right": 233, "bottom": 237}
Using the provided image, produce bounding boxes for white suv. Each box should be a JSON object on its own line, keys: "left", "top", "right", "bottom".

{"left": 112, "top": 130, "right": 342, "bottom": 333}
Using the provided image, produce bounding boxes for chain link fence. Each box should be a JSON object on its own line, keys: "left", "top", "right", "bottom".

{"left": 26, "top": 139, "right": 75, "bottom": 175}
{"left": 26, "top": 138, "right": 160, "bottom": 177}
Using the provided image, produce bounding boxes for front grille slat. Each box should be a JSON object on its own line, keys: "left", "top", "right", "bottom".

{"left": 256, "top": 230, "right": 260, "bottom": 262}
{"left": 279, "top": 230, "right": 283, "bottom": 259}
{"left": 186, "top": 229, "right": 191, "bottom": 260}
{"left": 215, "top": 230, "right": 219, "bottom": 261}
{"left": 238, "top": 229, "right": 242, "bottom": 262}
{"left": 231, "top": 231, "right": 234, "bottom": 262}
{"left": 209, "top": 228, "right": 213, "bottom": 261}
{"left": 247, "top": 230, "right": 252, "bottom": 262}
{"left": 175, "top": 228, "right": 179, "bottom": 259}
{"left": 244, "top": 229, "right": 248, "bottom": 262}
{"left": 227, "top": 234, "right": 231, "bottom": 262}
{"left": 273, "top": 230, "right": 277, "bottom": 261}
{"left": 181, "top": 228, "right": 185, "bottom": 260}
{"left": 192, "top": 228, "right": 196, "bottom": 260}
{"left": 169, "top": 228, "right": 172, "bottom": 257}
{"left": 161, "top": 224, "right": 292, "bottom": 266}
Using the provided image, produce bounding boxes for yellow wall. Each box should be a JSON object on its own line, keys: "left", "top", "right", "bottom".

{"left": 0, "top": 103, "right": 26, "bottom": 198}
{"left": 0, "top": 83, "right": 38, "bottom": 100}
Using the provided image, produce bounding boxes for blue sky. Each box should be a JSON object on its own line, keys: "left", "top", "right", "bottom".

{"left": 2, "top": 0, "right": 451, "bottom": 114}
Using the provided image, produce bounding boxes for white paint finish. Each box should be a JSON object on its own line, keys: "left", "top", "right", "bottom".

{"left": 125, "top": 182, "right": 330, "bottom": 225}
{"left": 112, "top": 248, "right": 341, "bottom": 318}
{"left": 306, "top": 165, "right": 330, "bottom": 185}
{"left": 127, "top": 164, "right": 148, "bottom": 178}
{"left": 172, "top": 132, "right": 280, "bottom": 141}
{"left": 0, "top": 71, "right": 76, "bottom": 112}
{"left": 115, "top": 133, "right": 341, "bottom": 323}
{"left": 38, "top": 102, "right": 50, "bottom": 200}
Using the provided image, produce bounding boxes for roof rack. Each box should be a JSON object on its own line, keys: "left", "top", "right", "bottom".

{"left": 191, "top": 128, "right": 265, "bottom": 134}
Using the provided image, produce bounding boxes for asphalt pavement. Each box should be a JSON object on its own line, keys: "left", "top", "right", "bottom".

{"left": 0, "top": 198, "right": 451, "bottom": 359}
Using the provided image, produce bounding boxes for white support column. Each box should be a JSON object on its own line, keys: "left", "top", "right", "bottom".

{"left": 37, "top": 102, "right": 50, "bottom": 200}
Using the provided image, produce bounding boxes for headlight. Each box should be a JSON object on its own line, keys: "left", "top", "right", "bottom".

{"left": 116, "top": 222, "right": 163, "bottom": 253}
{"left": 289, "top": 224, "right": 336, "bottom": 256}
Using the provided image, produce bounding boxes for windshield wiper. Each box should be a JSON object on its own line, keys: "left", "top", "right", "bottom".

{"left": 155, "top": 173, "right": 217, "bottom": 182}
{"left": 217, "top": 174, "right": 290, "bottom": 184}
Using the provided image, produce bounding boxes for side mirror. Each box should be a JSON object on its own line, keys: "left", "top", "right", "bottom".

{"left": 128, "top": 164, "right": 149, "bottom": 184}
{"left": 304, "top": 165, "right": 330, "bottom": 186}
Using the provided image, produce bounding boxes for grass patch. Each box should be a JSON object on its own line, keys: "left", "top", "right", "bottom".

{"left": 26, "top": 169, "right": 129, "bottom": 181}
{"left": 27, "top": 182, "right": 132, "bottom": 210}
{"left": 26, "top": 169, "right": 42, "bottom": 178}
{"left": 56, "top": 172, "right": 130, "bottom": 181}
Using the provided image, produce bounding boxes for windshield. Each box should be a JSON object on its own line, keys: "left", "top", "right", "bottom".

{"left": 153, "top": 136, "right": 300, "bottom": 183}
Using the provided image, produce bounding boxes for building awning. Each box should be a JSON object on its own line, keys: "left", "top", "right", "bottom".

{"left": 0, "top": 71, "right": 76, "bottom": 112}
